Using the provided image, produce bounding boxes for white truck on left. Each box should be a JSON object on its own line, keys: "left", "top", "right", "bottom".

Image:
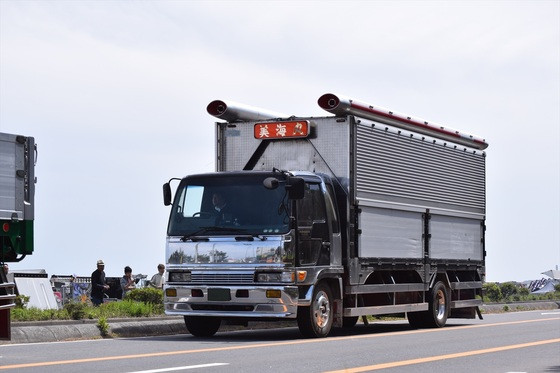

{"left": 1, "top": 132, "right": 37, "bottom": 339}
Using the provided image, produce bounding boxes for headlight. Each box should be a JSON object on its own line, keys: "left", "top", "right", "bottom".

{"left": 256, "top": 271, "right": 294, "bottom": 283}
{"left": 168, "top": 271, "right": 191, "bottom": 282}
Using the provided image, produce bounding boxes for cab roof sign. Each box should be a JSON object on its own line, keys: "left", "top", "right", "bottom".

{"left": 254, "top": 121, "right": 309, "bottom": 140}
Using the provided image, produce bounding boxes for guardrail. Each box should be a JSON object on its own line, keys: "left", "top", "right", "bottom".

{"left": 0, "top": 282, "right": 16, "bottom": 309}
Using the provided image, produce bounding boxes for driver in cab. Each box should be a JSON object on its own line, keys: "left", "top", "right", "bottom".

{"left": 212, "top": 192, "right": 236, "bottom": 225}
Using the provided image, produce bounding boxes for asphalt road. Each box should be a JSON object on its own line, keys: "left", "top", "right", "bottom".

{"left": 1, "top": 310, "right": 559, "bottom": 373}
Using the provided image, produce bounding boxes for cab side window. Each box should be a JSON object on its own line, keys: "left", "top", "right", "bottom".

{"left": 297, "top": 183, "right": 325, "bottom": 226}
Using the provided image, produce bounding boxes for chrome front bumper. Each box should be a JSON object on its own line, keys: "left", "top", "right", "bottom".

{"left": 164, "top": 285, "right": 303, "bottom": 318}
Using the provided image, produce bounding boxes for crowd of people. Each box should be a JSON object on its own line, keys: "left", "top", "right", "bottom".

{"left": 90, "top": 260, "right": 165, "bottom": 306}
{"left": 2, "top": 261, "right": 166, "bottom": 307}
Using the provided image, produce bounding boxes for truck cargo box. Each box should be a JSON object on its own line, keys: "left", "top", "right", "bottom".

{"left": 216, "top": 115, "right": 485, "bottom": 263}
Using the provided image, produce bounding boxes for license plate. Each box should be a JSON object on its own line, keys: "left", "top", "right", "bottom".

{"left": 208, "top": 288, "right": 231, "bottom": 301}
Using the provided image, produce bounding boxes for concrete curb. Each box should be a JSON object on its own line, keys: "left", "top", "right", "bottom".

{"left": 480, "top": 301, "right": 560, "bottom": 314}
{"left": 3, "top": 317, "right": 186, "bottom": 344}
{"left": 2, "top": 302, "right": 558, "bottom": 344}
{"left": 109, "top": 318, "right": 186, "bottom": 338}
{"left": 10, "top": 323, "right": 103, "bottom": 343}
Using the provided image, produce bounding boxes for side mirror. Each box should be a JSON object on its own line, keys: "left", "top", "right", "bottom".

{"left": 286, "top": 177, "right": 305, "bottom": 200}
{"left": 263, "top": 177, "right": 279, "bottom": 190}
{"left": 163, "top": 183, "right": 172, "bottom": 206}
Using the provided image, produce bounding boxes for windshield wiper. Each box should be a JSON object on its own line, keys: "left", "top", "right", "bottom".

{"left": 181, "top": 226, "right": 247, "bottom": 241}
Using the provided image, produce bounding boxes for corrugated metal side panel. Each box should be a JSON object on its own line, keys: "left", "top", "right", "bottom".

{"left": 356, "top": 123, "right": 486, "bottom": 215}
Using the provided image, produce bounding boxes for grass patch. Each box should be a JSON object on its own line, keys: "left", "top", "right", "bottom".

{"left": 97, "top": 317, "right": 110, "bottom": 337}
{"left": 12, "top": 288, "right": 164, "bottom": 322}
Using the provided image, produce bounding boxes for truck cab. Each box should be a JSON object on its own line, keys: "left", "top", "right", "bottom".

{"left": 163, "top": 170, "right": 344, "bottom": 337}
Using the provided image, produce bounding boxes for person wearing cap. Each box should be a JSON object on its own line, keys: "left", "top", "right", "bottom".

{"left": 120, "top": 266, "right": 136, "bottom": 298}
{"left": 91, "top": 260, "right": 109, "bottom": 306}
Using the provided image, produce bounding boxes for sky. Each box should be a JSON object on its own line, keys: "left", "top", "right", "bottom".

{"left": 0, "top": 0, "right": 558, "bottom": 282}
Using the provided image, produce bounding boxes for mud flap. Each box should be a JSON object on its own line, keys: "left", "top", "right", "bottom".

{"left": 476, "top": 306, "right": 483, "bottom": 320}
{"left": 333, "top": 298, "right": 343, "bottom": 327}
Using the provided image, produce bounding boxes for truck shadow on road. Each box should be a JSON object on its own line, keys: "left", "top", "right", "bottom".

{"left": 145, "top": 321, "right": 477, "bottom": 343}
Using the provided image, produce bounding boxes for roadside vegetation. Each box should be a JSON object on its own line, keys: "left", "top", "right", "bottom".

{"left": 482, "top": 282, "right": 560, "bottom": 303}
{"left": 12, "top": 288, "right": 164, "bottom": 322}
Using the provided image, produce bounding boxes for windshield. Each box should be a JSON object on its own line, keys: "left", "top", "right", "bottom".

{"left": 167, "top": 173, "right": 290, "bottom": 237}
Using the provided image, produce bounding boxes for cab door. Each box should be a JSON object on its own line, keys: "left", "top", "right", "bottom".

{"left": 296, "top": 182, "right": 331, "bottom": 266}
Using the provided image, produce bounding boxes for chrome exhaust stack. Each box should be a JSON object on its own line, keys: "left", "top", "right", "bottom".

{"left": 207, "top": 100, "right": 289, "bottom": 122}
{"left": 318, "top": 93, "right": 488, "bottom": 150}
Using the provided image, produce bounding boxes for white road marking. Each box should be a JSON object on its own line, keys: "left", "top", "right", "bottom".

{"left": 541, "top": 312, "right": 560, "bottom": 315}
{"left": 126, "top": 363, "right": 229, "bottom": 373}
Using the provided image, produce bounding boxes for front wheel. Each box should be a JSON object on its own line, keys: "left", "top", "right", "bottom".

{"left": 184, "top": 316, "right": 221, "bottom": 337}
{"left": 297, "top": 282, "right": 333, "bottom": 338}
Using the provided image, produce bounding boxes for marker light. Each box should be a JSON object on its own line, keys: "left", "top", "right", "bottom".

{"left": 165, "top": 288, "right": 177, "bottom": 297}
{"left": 297, "top": 271, "right": 307, "bottom": 282}
{"left": 266, "top": 289, "right": 282, "bottom": 298}
{"left": 2, "top": 223, "right": 9, "bottom": 233}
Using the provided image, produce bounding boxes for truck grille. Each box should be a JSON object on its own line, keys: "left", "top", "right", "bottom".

{"left": 190, "top": 272, "right": 254, "bottom": 284}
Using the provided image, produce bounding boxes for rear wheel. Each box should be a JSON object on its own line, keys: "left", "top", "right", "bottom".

{"left": 428, "top": 281, "right": 449, "bottom": 328}
{"left": 184, "top": 316, "right": 221, "bottom": 337}
{"left": 407, "top": 281, "right": 449, "bottom": 328}
{"left": 297, "top": 282, "right": 333, "bottom": 338}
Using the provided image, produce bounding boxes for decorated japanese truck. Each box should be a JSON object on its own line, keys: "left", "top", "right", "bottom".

{"left": 162, "top": 93, "right": 488, "bottom": 338}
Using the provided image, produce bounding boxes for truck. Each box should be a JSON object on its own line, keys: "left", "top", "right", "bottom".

{"left": 0, "top": 132, "right": 37, "bottom": 338}
{"left": 162, "top": 93, "right": 488, "bottom": 338}
{"left": 0, "top": 132, "right": 36, "bottom": 263}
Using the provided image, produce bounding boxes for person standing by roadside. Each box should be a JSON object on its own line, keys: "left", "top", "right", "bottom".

{"left": 91, "top": 260, "right": 109, "bottom": 306}
{"left": 149, "top": 264, "right": 165, "bottom": 289}
{"left": 120, "top": 266, "right": 136, "bottom": 298}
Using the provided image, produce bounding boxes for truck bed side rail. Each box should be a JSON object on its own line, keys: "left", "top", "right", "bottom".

{"left": 0, "top": 282, "right": 16, "bottom": 310}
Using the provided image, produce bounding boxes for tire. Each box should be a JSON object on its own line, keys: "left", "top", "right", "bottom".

{"left": 407, "top": 281, "right": 449, "bottom": 329}
{"left": 407, "top": 311, "right": 426, "bottom": 328}
{"left": 297, "top": 282, "right": 333, "bottom": 338}
{"left": 342, "top": 316, "right": 359, "bottom": 328}
{"left": 428, "top": 281, "right": 449, "bottom": 328}
{"left": 184, "top": 316, "right": 221, "bottom": 337}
